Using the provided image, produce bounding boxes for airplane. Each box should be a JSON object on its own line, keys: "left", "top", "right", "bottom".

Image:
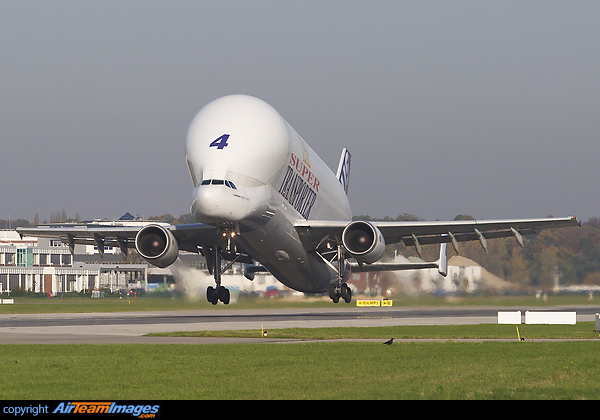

{"left": 17, "top": 94, "right": 580, "bottom": 304}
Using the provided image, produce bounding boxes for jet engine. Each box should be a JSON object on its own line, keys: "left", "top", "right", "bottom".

{"left": 135, "top": 224, "right": 179, "bottom": 268}
{"left": 342, "top": 221, "right": 386, "bottom": 264}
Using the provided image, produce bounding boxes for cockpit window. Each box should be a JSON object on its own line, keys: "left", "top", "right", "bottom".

{"left": 200, "top": 179, "right": 237, "bottom": 189}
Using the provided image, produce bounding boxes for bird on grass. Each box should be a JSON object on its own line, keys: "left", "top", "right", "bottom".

{"left": 383, "top": 338, "right": 395, "bottom": 345}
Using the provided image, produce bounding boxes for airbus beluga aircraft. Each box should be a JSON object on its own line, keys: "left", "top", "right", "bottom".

{"left": 18, "top": 94, "right": 579, "bottom": 304}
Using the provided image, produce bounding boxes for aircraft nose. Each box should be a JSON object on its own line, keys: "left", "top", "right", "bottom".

{"left": 190, "top": 182, "right": 247, "bottom": 223}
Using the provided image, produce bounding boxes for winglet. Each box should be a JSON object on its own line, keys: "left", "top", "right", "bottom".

{"left": 336, "top": 148, "right": 351, "bottom": 196}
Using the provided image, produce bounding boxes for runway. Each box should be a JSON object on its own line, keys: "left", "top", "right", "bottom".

{"left": 0, "top": 306, "right": 598, "bottom": 344}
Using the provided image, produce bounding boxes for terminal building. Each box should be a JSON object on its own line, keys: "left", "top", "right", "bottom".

{"left": 0, "top": 229, "right": 147, "bottom": 295}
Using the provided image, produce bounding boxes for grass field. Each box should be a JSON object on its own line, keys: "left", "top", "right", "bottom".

{"left": 149, "top": 321, "right": 600, "bottom": 340}
{"left": 1, "top": 322, "right": 600, "bottom": 400}
{"left": 1, "top": 340, "right": 599, "bottom": 399}
{"left": 2, "top": 295, "right": 600, "bottom": 400}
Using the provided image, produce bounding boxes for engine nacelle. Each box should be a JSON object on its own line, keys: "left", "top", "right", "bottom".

{"left": 342, "top": 221, "right": 386, "bottom": 264}
{"left": 135, "top": 224, "right": 179, "bottom": 268}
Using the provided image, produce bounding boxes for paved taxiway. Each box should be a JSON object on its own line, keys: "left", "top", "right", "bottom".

{"left": 0, "top": 306, "right": 598, "bottom": 344}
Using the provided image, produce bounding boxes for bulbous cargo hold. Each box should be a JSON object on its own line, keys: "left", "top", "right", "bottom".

{"left": 135, "top": 224, "right": 179, "bottom": 268}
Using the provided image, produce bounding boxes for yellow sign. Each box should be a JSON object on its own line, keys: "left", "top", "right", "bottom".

{"left": 356, "top": 300, "right": 393, "bottom": 307}
{"left": 357, "top": 300, "right": 381, "bottom": 307}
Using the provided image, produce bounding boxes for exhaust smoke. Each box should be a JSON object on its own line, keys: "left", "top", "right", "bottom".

{"left": 168, "top": 258, "right": 214, "bottom": 301}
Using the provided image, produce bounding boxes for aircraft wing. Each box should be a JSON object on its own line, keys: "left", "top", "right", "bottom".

{"left": 294, "top": 216, "right": 580, "bottom": 256}
{"left": 16, "top": 223, "right": 220, "bottom": 255}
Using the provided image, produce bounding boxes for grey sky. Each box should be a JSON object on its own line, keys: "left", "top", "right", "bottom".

{"left": 1, "top": 1, "right": 599, "bottom": 223}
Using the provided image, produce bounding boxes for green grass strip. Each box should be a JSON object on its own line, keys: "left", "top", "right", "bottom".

{"left": 148, "top": 322, "right": 600, "bottom": 340}
{"left": 1, "top": 341, "right": 599, "bottom": 399}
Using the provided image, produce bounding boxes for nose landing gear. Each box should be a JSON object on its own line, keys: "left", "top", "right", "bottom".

{"left": 206, "top": 247, "right": 234, "bottom": 305}
{"left": 204, "top": 229, "right": 238, "bottom": 305}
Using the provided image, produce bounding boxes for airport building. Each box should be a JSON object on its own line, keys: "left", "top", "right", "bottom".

{"left": 0, "top": 229, "right": 147, "bottom": 295}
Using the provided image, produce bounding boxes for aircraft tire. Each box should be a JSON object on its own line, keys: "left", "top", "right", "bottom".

{"left": 218, "top": 286, "right": 230, "bottom": 305}
{"left": 329, "top": 283, "right": 339, "bottom": 303}
{"left": 207, "top": 286, "right": 218, "bottom": 305}
{"left": 341, "top": 283, "right": 352, "bottom": 303}
{"left": 328, "top": 283, "right": 336, "bottom": 299}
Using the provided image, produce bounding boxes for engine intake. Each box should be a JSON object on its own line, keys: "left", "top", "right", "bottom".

{"left": 135, "top": 224, "right": 179, "bottom": 268}
{"left": 342, "top": 221, "right": 385, "bottom": 264}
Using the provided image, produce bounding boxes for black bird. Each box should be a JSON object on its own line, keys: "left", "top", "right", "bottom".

{"left": 383, "top": 338, "right": 395, "bottom": 345}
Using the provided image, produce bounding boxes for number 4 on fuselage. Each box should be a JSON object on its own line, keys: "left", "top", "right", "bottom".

{"left": 210, "top": 134, "right": 230, "bottom": 150}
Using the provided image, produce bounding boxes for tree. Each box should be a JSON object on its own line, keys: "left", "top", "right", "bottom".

{"left": 396, "top": 213, "right": 421, "bottom": 221}
{"left": 505, "top": 246, "right": 529, "bottom": 285}
{"left": 454, "top": 214, "right": 475, "bottom": 221}
{"left": 174, "top": 213, "right": 196, "bottom": 225}
{"left": 583, "top": 272, "right": 600, "bottom": 286}
{"left": 530, "top": 247, "right": 559, "bottom": 291}
{"left": 149, "top": 214, "right": 175, "bottom": 224}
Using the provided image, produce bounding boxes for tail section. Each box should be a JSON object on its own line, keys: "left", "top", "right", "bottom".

{"left": 336, "top": 148, "right": 351, "bottom": 196}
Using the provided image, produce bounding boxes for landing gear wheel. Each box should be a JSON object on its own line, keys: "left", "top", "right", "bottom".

{"left": 341, "top": 283, "right": 352, "bottom": 303}
{"left": 329, "top": 283, "right": 339, "bottom": 303}
{"left": 329, "top": 282, "right": 351, "bottom": 303}
{"left": 207, "top": 286, "right": 218, "bottom": 305}
{"left": 218, "top": 286, "right": 230, "bottom": 305}
{"left": 329, "top": 283, "right": 337, "bottom": 299}
{"left": 207, "top": 285, "right": 230, "bottom": 305}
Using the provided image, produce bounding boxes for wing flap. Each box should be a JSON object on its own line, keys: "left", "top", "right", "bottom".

{"left": 401, "top": 228, "right": 537, "bottom": 246}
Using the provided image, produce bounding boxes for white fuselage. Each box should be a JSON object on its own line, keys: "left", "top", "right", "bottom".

{"left": 185, "top": 95, "right": 352, "bottom": 292}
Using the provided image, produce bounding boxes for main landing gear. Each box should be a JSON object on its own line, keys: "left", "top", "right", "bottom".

{"left": 328, "top": 244, "right": 352, "bottom": 304}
